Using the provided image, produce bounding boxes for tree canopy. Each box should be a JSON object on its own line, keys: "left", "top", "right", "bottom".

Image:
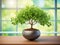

{"left": 11, "top": 5, "right": 51, "bottom": 27}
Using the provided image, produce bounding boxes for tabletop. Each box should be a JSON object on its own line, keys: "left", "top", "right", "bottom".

{"left": 0, "top": 36, "right": 60, "bottom": 45}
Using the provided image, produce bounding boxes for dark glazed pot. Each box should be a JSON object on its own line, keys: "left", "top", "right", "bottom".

{"left": 22, "top": 28, "right": 40, "bottom": 41}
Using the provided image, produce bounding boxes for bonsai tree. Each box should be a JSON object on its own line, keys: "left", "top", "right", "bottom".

{"left": 11, "top": 5, "right": 51, "bottom": 29}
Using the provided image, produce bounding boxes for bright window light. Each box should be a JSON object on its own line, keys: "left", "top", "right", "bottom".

{"left": 33, "top": 0, "right": 44, "bottom": 7}
{"left": 38, "top": 0, "right": 44, "bottom": 7}
{"left": 6, "top": 0, "right": 16, "bottom": 8}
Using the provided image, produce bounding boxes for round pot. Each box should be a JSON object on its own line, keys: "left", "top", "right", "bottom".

{"left": 22, "top": 28, "right": 40, "bottom": 41}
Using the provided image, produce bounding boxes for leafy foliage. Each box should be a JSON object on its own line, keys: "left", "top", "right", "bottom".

{"left": 11, "top": 5, "right": 51, "bottom": 27}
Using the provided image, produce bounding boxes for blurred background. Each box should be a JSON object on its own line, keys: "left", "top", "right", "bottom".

{"left": 0, "top": 0, "right": 60, "bottom": 36}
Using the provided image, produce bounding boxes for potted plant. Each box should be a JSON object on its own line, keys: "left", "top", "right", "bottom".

{"left": 11, "top": 5, "right": 51, "bottom": 41}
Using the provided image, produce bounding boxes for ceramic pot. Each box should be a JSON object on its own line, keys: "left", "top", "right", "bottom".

{"left": 22, "top": 28, "right": 40, "bottom": 41}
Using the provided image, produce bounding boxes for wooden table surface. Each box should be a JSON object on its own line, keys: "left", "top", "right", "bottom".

{"left": 0, "top": 36, "right": 60, "bottom": 45}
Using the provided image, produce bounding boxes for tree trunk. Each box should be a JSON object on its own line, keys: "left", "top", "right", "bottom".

{"left": 29, "top": 19, "right": 34, "bottom": 29}
{"left": 31, "top": 24, "right": 33, "bottom": 29}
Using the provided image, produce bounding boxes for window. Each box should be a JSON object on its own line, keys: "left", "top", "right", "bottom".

{"left": 0, "top": 0, "right": 60, "bottom": 36}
